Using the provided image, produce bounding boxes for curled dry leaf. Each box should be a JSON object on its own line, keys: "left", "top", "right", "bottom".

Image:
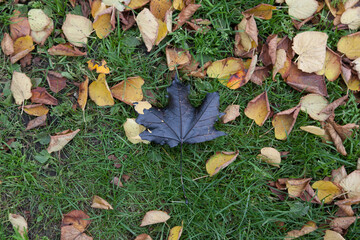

{"left": 337, "top": 32, "right": 360, "bottom": 60}
{"left": 251, "top": 66, "right": 270, "bottom": 85}
{"left": 135, "top": 234, "right": 153, "bottom": 240}
{"left": 9, "top": 214, "right": 28, "bottom": 238}
{"left": 285, "top": 221, "right": 317, "bottom": 240}
{"left": 1, "top": 33, "right": 14, "bottom": 55}
{"left": 91, "top": 0, "right": 107, "bottom": 18}
{"left": 341, "top": 64, "right": 360, "bottom": 91}
{"left": 47, "top": 129, "right": 80, "bottom": 153}
{"left": 221, "top": 104, "right": 240, "bottom": 123}
{"left": 26, "top": 115, "right": 47, "bottom": 130}
{"left": 140, "top": 211, "right": 170, "bottom": 227}
{"left": 123, "top": 118, "right": 150, "bottom": 144}
{"left": 339, "top": 170, "right": 360, "bottom": 198}
{"left": 272, "top": 49, "right": 287, "bottom": 80}
{"left": 316, "top": 48, "right": 341, "bottom": 81}
{"left": 258, "top": 147, "right": 281, "bottom": 168}
{"left": 286, "top": 0, "right": 318, "bottom": 20}
{"left": 61, "top": 210, "right": 92, "bottom": 240}
{"left": 244, "top": 91, "right": 270, "bottom": 126}
{"left": 150, "top": 0, "right": 172, "bottom": 20}
{"left": 259, "top": 34, "right": 278, "bottom": 66}
{"left": 155, "top": 19, "right": 168, "bottom": 45}
{"left": 341, "top": 7, "right": 360, "bottom": 30}
{"left": 10, "top": 10, "right": 31, "bottom": 40}
{"left": 93, "top": 7, "right": 116, "bottom": 39}
{"left": 91, "top": 195, "right": 113, "bottom": 210}
{"left": 286, "top": 178, "right": 312, "bottom": 198}
{"left": 174, "top": 4, "right": 201, "bottom": 30}
{"left": 242, "top": 3, "right": 277, "bottom": 20}
{"left": 11, "top": 71, "right": 32, "bottom": 105}
{"left": 87, "top": 59, "right": 110, "bottom": 74}
{"left": 134, "top": 101, "right": 151, "bottom": 114}
{"left": 165, "top": 47, "right": 191, "bottom": 70}
{"left": 311, "top": 180, "right": 342, "bottom": 203}
{"left": 62, "top": 13, "right": 93, "bottom": 47}
{"left": 300, "top": 93, "right": 330, "bottom": 121}
{"left": 207, "top": 57, "right": 244, "bottom": 85}
{"left": 205, "top": 151, "right": 239, "bottom": 176}
{"left": 323, "top": 230, "right": 345, "bottom": 240}
{"left": 31, "top": 87, "right": 58, "bottom": 105}
{"left": 332, "top": 166, "right": 348, "bottom": 184}
{"left": 111, "top": 76, "right": 144, "bottom": 105}
{"left": 226, "top": 68, "right": 247, "bottom": 89}
{"left": 47, "top": 71, "right": 67, "bottom": 93}
{"left": 168, "top": 223, "right": 183, "bottom": 240}
{"left": 272, "top": 105, "right": 300, "bottom": 140}
{"left": 78, "top": 76, "right": 89, "bottom": 111}
{"left": 28, "top": 9, "right": 51, "bottom": 32}
{"left": 292, "top": 31, "right": 328, "bottom": 73}
{"left": 23, "top": 104, "right": 49, "bottom": 116}
{"left": 234, "top": 16, "right": 258, "bottom": 57}
{"left": 324, "top": 122, "right": 347, "bottom": 156}
{"left": 320, "top": 95, "right": 348, "bottom": 116}
{"left": 89, "top": 74, "right": 114, "bottom": 106}
{"left": 136, "top": 8, "right": 159, "bottom": 52}
{"left": 48, "top": 43, "right": 87, "bottom": 56}
{"left": 300, "top": 125, "right": 327, "bottom": 139}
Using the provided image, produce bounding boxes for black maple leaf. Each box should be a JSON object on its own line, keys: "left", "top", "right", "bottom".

{"left": 136, "top": 76, "right": 226, "bottom": 147}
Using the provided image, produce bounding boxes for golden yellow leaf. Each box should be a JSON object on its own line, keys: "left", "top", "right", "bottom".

{"left": 150, "top": 0, "right": 172, "bottom": 20}
{"left": 316, "top": 48, "right": 341, "bottom": 81}
{"left": 312, "top": 180, "right": 342, "bottom": 203}
{"left": 89, "top": 74, "right": 114, "bottom": 106}
{"left": 244, "top": 91, "right": 270, "bottom": 126}
{"left": 207, "top": 58, "right": 244, "bottom": 85}
{"left": 140, "top": 210, "right": 170, "bottom": 227}
{"left": 111, "top": 76, "right": 144, "bottom": 105}
{"left": 78, "top": 76, "right": 89, "bottom": 111}
{"left": 123, "top": 118, "right": 150, "bottom": 144}
{"left": 91, "top": 195, "right": 113, "bottom": 210}
{"left": 286, "top": 178, "right": 312, "bottom": 198}
{"left": 242, "top": 3, "right": 277, "bottom": 20}
{"left": 155, "top": 19, "right": 168, "bottom": 45}
{"left": 337, "top": 32, "right": 360, "bottom": 60}
{"left": 47, "top": 129, "right": 80, "bottom": 153}
{"left": 127, "top": 0, "right": 150, "bottom": 10}
{"left": 173, "top": 0, "right": 185, "bottom": 10}
{"left": 168, "top": 222, "right": 183, "bottom": 240}
{"left": 93, "top": 7, "right": 115, "bottom": 39}
{"left": 23, "top": 104, "right": 49, "bottom": 116}
{"left": 134, "top": 101, "right": 151, "bottom": 114}
{"left": 91, "top": 0, "right": 107, "bottom": 18}
{"left": 272, "top": 105, "right": 300, "bottom": 140}
{"left": 206, "top": 151, "right": 239, "bottom": 177}
{"left": 11, "top": 71, "right": 32, "bottom": 105}
{"left": 11, "top": 35, "right": 34, "bottom": 64}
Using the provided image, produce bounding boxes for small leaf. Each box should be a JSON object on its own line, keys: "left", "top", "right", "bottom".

{"left": 285, "top": 221, "right": 317, "bottom": 240}
{"left": 9, "top": 214, "right": 28, "bottom": 239}
{"left": 174, "top": 4, "right": 201, "bottom": 30}
{"left": 28, "top": 9, "right": 51, "bottom": 31}
{"left": 11, "top": 71, "right": 32, "bottom": 105}
{"left": 10, "top": 10, "right": 30, "bottom": 40}
{"left": 140, "top": 210, "right": 170, "bottom": 227}
{"left": 31, "top": 87, "right": 58, "bottom": 105}
{"left": 242, "top": 3, "right": 277, "bottom": 20}
{"left": 258, "top": 147, "right": 281, "bottom": 167}
{"left": 93, "top": 7, "right": 116, "bottom": 39}
{"left": 91, "top": 195, "right": 113, "bottom": 210}
{"left": 244, "top": 91, "right": 270, "bottom": 126}
{"left": 23, "top": 104, "right": 49, "bottom": 116}
{"left": 111, "top": 76, "right": 144, "bottom": 105}
{"left": 78, "top": 76, "right": 89, "bottom": 111}
{"left": 123, "top": 118, "right": 150, "bottom": 144}
{"left": 206, "top": 151, "right": 239, "bottom": 176}
{"left": 47, "top": 71, "right": 67, "bottom": 93}
{"left": 1, "top": 33, "right": 14, "bottom": 55}
{"left": 135, "top": 234, "right": 153, "bottom": 240}
{"left": 26, "top": 115, "right": 47, "bottom": 130}
{"left": 221, "top": 104, "right": 240, "bottom": 123}
{"left": 286, "top": 178, "right": 312, "bottom": 198}
{"left": 47, "top": 129, "right": 80, "bottom": 153}
{"left": 168, "top": 222, "right": 183, "bottom": 240}
{"left": 165, "top": 47, "right": 191, "bottom": 71}
{"left": 272, "top": 105, "right": 300, "bottom": 140}
{"left": 207, "top": 57, "right": 244, "bottom": 85}
{"left": 48, "top": 43, "right": 87, "bottom": 56}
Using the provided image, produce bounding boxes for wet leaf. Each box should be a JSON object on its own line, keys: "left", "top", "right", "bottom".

{"left": 11, "top": 71, "right": 32, "bottom": 105}
{"left": 91, "top": 195, "right": 113, "bottom": 210}
{"left": 48, "top": 43, "right": 87, "bottom": 56}
{"left": 89, "top": 74, "right": 114, "bottom": 106}
{"left": 111, "top": 76, "right": 144, "bottom": 105}
{"left": 243, "top": 3, "right": 277, "bottom": 20}
{"left": 221, "top": 104, "right": 240, "bottom": 123}
{"left": 31, "top": 87, "right": 58, "bottom": 105}
{"left": 206, "top": 151, "right": 239, "bottom": 176}
{"left": 47, "top": 129, "right": 80, "bottom": 153}
{"left": 123, "top": 118, "right": 150, "bottom": 144}
{"left": 62, "top": 13, "right": 93, "bottom": 47}
{"left": 258, "top": 147, "right": 281, "bottom": 167}
{"left": 140, "top": 210, "right": 170, "bottom": 227}
{"left": 244, "top": 91, "right": 270, "bottom": 126}
{"left": 272, "top": 105, "right": 300, "bottom": 140}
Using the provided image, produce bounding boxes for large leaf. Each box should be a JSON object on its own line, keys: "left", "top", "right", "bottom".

{"left": 136, "top": 76, "right": 225, "bottom": 147}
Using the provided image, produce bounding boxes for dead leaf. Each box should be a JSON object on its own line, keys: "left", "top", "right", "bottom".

{"left": 285, "top": 221, "right": 317, "bottom": 240}
{"left": 251, "top": 66, "right": 270, "bottom": 85}
{"left": 123, "top": 118, "right": 150, "bottom": 144}
{"left": 11, "top": 71, "right": 32, "bottom": 105}
{"left": 23, "top": 104, "right": 49, "bottom": 116}
{"left": 111, "top": 76, "right": 144, "bottom": 105}
{"left": 62, "top": 13, "right": 93, "bottom": 47}
{"left": 48, "top": 43, "right": 87, "bottom": 56}
{"left": 110, "top": 177, "right": 123, "bottom": 187}
{"left": 140, "top": 210, "right": 170, "bottom": 227}
{"left": 168, "top": 223, "right": 183, "bottom": 240}
{"left": 234, "top": 16, "right": 258, "bottom": 57}
{"left": 205, "top": 151, "right": 239, "bottom": 176}
{"left": 337, "top": 32, "right": 360, "bottom": 59}
{"left": 258, "top": 147, "right": 281, "bottom": 167}
{"left": 272, "top": 105, "right": 300, "bottom": 140}
{"left": 155, "top": 19, "right": 168, "bottom": 45}
{"left": 341, "top": 7, "right": 360, "bottom": 30}
{"left": 332, "top": 166, "right": 348, "bottom": 184}
{"left": 286, "top": 0, "right": 318, "bottom": 19}
{"left": 243, "top": 3, "right": 277, "bottom": 20}
{"left": 47, "top": 129, "right": 80, "bottom": 153}
{"left": 47, "top": 71, "right": 67, "bottom": 93}
{"left": 316, "top": 48, "right": 341, "bottom": 81}
{"left": 31, "top": 87, "right": 58, "bottom": 105}
{"left": 89, "top": 74, "right": 114, "bottom": 106}
{"left": 28, "top": 9, "right": 51, "bottom": 32}
{"left": 103, "top": 0, "right": 130, "bottom": 11}
{"left": 10, "top": 10, "right": 31, "bottom": 40}
{"left": 207, "top": 57, "right": 244, "bottom": 85}
{"left": 272, "top": 49, "right": 287, "bottom": 80}
{"left": 91, "top": 0, "right": 107, "bottom": 18}
{"left": 324, "top": 122, "right": 347, "bottom": 156}
{"left": 78, "top": 76, "right": 89, "bottom": 111}
{"left": 174, "top": 4, "right": 201, "bottom": 30}
{"left": 91, "top": 195, "right": 113, "bottom": 210}
{"left": 323, "top": 230, "right": 345, "bottom": 240}
{"left": 259, "top": 34, "right": 278, "bottom": 66}
{"left": 292, "top": 31, "right": 328, "bottom": 73}
{"left": 244, "top": 91, "right": 270, "bottom": 126}
{"left": 300, "top": 93, "right": 330, "bottom": 121}
{"left": 26, "top": 115, "right": 47, "bottom": 130}
{"left": 150, "top": 0, "right": 172, "bottom": 20}
{"left": 335, "top": 197, "right": 360, "bottom": 216}
{"left": 127, "top": 0, "right": 150, "bottom": 10}
{"left": 341, "top": 64, "right": 360, "bottom": 91}
{"left": 61, "top": 210, "right": 92, "bottom": 240}
{"left": 1, "top": 33, "right": 14, "bottom": 55}
{"left": 286, "top": 178, "right": 312, "bottom": 198}
{"left": 330, "top": 217, "right": 358, "bottom": 235}
{"left": 134, "top": 101, "right": 151, "bottom": 114}
{"left": 31, "top": 19, "right": 54, "bottom": 45}
{"left": 312, "top": 180, "right": 342, "bottom": 203}
{"left": 165, "top": 47, "right": 191, "bottom": 70}
{"left": 226, "top": 68, "right": 247, "bottom": 89}
{"left": 61, "top": 226, "right": 93, "bottom": 240}
{"left": 136, "top": 8, "right": 159, "bottom": 52}
{"left": 9, "top": 214, "right": 28, "bottom": 238}
{"left": 135, "top": 234, "right": 153, "bottom": 240}
{"left": 339, "top": 170, "right": 360, "bottom": 198}
{"left": 300, "top": 125, "right": 326, "bottom": 138}
{"left": 119, "top": 11, "right": 137, "bottom": 31}
{"left": 173, "top": 0, "right": 185, "bottom": 10}
{"left": 286, "top": 63, "right": 328, "bottom": 96}
{"left": 221, "top": 104, "right": 240, "bottom": 123}
{"left": 320, "top": 95, "right": 348, "bottom": 116}
{"left": 93, "top": 7, "right": 116, "bottom": 39}
{"left": 10, "top": 35, "right": 35, "bottom": 64}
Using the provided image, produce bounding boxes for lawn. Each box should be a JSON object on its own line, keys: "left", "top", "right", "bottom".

{"left": 1, "top": 0, "right": 360, "bottom": 239}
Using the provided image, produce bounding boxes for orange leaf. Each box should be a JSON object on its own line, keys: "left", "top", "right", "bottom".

{"left": 111, "top": 76, "right": 144, "bottom": 105}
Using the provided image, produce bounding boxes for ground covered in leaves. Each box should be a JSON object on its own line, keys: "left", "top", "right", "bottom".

{"left": 1, "top": 0, "right": 360, "bottom": 239}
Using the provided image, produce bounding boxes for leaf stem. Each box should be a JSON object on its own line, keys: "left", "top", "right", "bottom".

{"left": 180, "top": 143, "right": 189, "bottom": 204}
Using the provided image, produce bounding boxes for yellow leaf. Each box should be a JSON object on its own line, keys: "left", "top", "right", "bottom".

{"left": 134, "top": 101, "right": 152, "bottom": 114}
{"left": 111, "top": 76, "right": 144, "bottom": 105}
{"left": 155, "top": 19, "right": 168, "bottom": 45}
{"left": 168, "top": 222, "right": 183, "bottom": 240}
{"left": 91, "top": 0, "right": 107, "bottom": 18}
{"left": 150, "top": 0, "right": 172, "bottom": 20}
{"left": 89, "top": 74, "right": 114, "bottom": 106}
{"left": 62, "top": 13, "right": 93, "bottom": 47}
{"left": 23, "top": 104, "right": 49, "bottom": 116}
{"left": 123, "top": 118, "right": 150, "bottom": 144}
{"left": 207, "top": 58, "right": 244, "bottom": 85}
{"left": 78, "top": 76, "right": 89, "bottom": 111}
{"left": 93, "top": 7, "right": 115, "bottom": 39}
{"left": 272, "top": 105, "right": 300, "bottom": 140}
{"left": 206, "top": 151, "right": 239, "bottom": 177}
{"left": 127, "top": 0, "right": 150, "bottom": 10}
{"left": 300, "top": 125, "right": 326, "bottom": 137}
{"left": 91, "top": 195, "right": 113, "bottom": 210}
{"left": 136, "top": 8, "right": 159, "bottom": 52}
{"left": 286, "top": 0, "right": 318, "bottom": 20}
{"left": 244, "top": 91, "right": 270, "bottom": 126}
{"left": 11, "top": 35, "right": 34, "bottom": 64}
{"left": 316, "top": 48, "right": 341, "bottom": 81}
{"left": 258, "top": 147, "right": 281, "bottom": 168}
{"left": 242, "top": 3, "right": 277, "bottom": 20}
{"left": 140, "top": 210, "right": 170, "bottom": 227}
{"left": 312, "top": 180, "right": 342, "bottom": 203}
{"left": 286, "top": 178, "right": 312, "bottom": 198}
{"left": 173, "top": 0, "right": 185, "bottom": 10}
{"left": 337, "top": 32, "right": 360, "bottom": 60}
{"left": 300, "top": 93, "right": 330, "bottom": 121}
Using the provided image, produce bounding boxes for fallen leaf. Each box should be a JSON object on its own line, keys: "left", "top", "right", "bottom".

{"left": 134, "top": 101, "right": 151, "bottom": 114}
{"left": 335, "top": 197, "right": 360, "bottom": 216}
{"left": 165, "top": 47, "right": 191, "bottom": 70}
{"left": 251, "top": 66, "right": 270, "bottom": 85}
{"left": 119, "top": 11, "right": 137, "bottom": 31}
{"left": 332, "top": 166, "right": 348, "bottom": 184}
{"left": 31, "top": 87, "right": 58, "bottom": 105}
{"left": 110, "top": 176, "right": 124, "bottom": 187}
{"left": 207, "top": 57, "right": 244, "bottom": 85}
{"left": 206, "top": 151, "right": 239, "bottom": 176}
{"left": 340, "top": 7, "right": 360, "bottom": 30}
{"left": 78, "top": 77, "right": 89, "bottom": 111}
{"left": 174, "top": 4, "right": 201, "bottom": 30}
{"left": 31, "top": 19, "right": 54, "bottom": 45}
{"left": 353, "top": 57, "right": 360, "bottom": 78}
{"left": 339, "top": 170, "right": 360, "bottom": 198}
{"left": 93, "top": 7, "right": 116, "bottom": 39}
{"left": 23, "top": 104, "right": 49, "bottom": 116}
{"left": 135, "top": 234, "right": 153, "bottom": 240}
{"left": 221, "top": 104, "right": 240, "bottom": 123}
{"left": 89, "top": 74, "right": 114, "bottom": 106}
{"left": 164, "top": 9, "right": 173, "bottom": 33}
{"left": 341, "top": 64, "right": 360, "bottom": 91}
{"left": 11, "top": 71, "right": 32, "bottom": 105}
{"left": 47, "top": 129, "right": 80, "bottom": 153}
{"left": 286, "top": 178, "right": 312, "bottom": 198}
{"left": 136, "top": 8, "right": 159, "bottom": 52}
{"left": 155, "top": 19, "right": 168, "bottom": 45}
{"left": 243, "top": 3, "right": 277, "bottom": 20}
{"left": 103, "top": 0, "right": 130, "bottom": 11}
{"left": 312, "top": 180, "right": 342, "bottom": 203}
{"left": 9, "top": 214, "right": 28, "bottom": 238}
{"left": 1, "top": 33, "right": 14, "bottom": 55}
{"left": 127, "top": 0, "right": 150, "bottom": 10}
{"left": 272, "top": 49, "right": 287, "bottom": 80}
{"left": 111, "top": 76, "right": 144, "bottom": 105}
{"left": 320, "top": 95, "right": 348, "bottom": 116}
{"left": 300, "top": 93, "right": 330, "bottom": 121}
{"left": 226, "top": 69, "right": 247, "bottom": 89}
{"left": 324, "top": 122, "right": 347, "bottom": 156}
{"left": 300, "top": 125, "right": 326, "bottom": 137}
{"left": 61, "top": 226, "right": 93, "bottom": 240}
{"left": 48, "top": 43, "right": 87, "bottom": 56}
{"left": 61, "top": 210, "right": 92, "bottom": 240}
{"left": 91, "top": 195, "right": 113, "bottom": 210}
{"left": 123, "top": 118, "right": 150, "bottom": 144}
{"left": 173, "top": 0, "right": 185, "bottom": 10}
{"left": 323, "top": 230, "right": 345, "bottom": 240}
{"left": 330, "top": 217, "right": 358, "bottom": 235}
{"left": 91, "top": 0, "right": 107, "bottom": 18}
{"left": 337, "top": 32, "right": 360, "bottom": 59}
{"left": 244, "top": 91, "right": 270, "bottom": 126}
{"left": 316, "top": 48, "right": 341, "bottom": 81}
{"left": 26, "top": 115, "right": 47, "bottom": 130}
{"left": 286, "top": 0, "right": 318, "bottom": 20}
{"left": 258, "top": 147, "right": 281, "bottom": 167}
{"left": 272, "top": 105, "right": 300, "bottom": 140}
{"left": 10, "top": 10, "right": 30, "bottom": 40}
{"left": 285, "top": 221, "right": 317, "bottom": 240}
{"left": 10, "top": 35, "right": 34, "bottom": 64}
{"left": 168, "top": 223, "right": 183, "bottom": 240}
{"left": 234, "top": 16, "right": 258, "bottom": 56}
{"left": 140, "top": 210, "right": 170, "bottom": 227}
{"left": 28, "top": 9, "right": 51, "bottom": 32}
{"left": 47, "top": 71, "right": 67, "bottom": 93}
{"left": 150, "top": 0, "right": 172, "bottom": 20}
{"left": 62, "top": 13, "right": 93, "bottom": 47}
{"left": 292, "top": 31, "right": 328, "bottom": 73}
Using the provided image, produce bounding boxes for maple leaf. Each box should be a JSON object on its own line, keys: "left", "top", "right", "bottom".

{"left": 136, "top": 76, "right": 225, "bottom": 147}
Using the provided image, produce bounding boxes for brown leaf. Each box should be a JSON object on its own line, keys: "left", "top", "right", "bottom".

{"left": 47, "top": 129, "right": 80, "bottom": 153}
{"left": 286, "top": 63, "right": 328, "bottom": 96}
{"left": 244, "top": 91, "right": 270, "bottom": 126}
{"left": 234, "top": 16, "right": 258, "bottom": 57}
{"left": 259, "top": 34, "right": 277, "bottom": 66}
{"left": 48, "top": 43, "right": 87, "bottom": 56}
{"left": 135, "top": 234, "right": 153, "bottom": 240}
{"left": 285, "top": 221, "right": 317, "bottom": 240}
{"left": 324, "top": 122, "right": 347, "bottom": 156}
{"left": 110, "top": 177, "right": 123, "bottom": 188}
{"left": 91, "top": 195, "right": 113, "bottom": 210}
{"left": 119, "top": 11, "right": 136, "bottom": 31}
{"left": 291, "top": 15, "right": 314, "bottom": 30}
{"left": 242, "top": 3, "right": 277, "bottom": 20}
{"left": 165, "top": 47, "right": 191, "bottom": 71}
{"left": 320, "top": 95, "right": 348, "bottom": 115}
{"left": 250, "top": 66, "right": 270, "bottom": 85}
{"left": 10, "top": 10, "right": 30, "bottom": 40}
{"left": 330, "top": 217, "right": 359, "bottom": 235}
{"left": 62, "top": 210, "right": 91, "bottom": 232}
{"left": 25, "top": 115, "right": 47, "bottom": 130}
{"left": 272, "top": 105, "right": 300, "bottom": 140}
{"left": 150, "top": 0, "right": 172, "bottom": 20}
{"left": 341, "top": 64, "right": 360, "bottom": 91}
{"left": 174, "top": 4, "right": 202, "bottom": 30}
{"left": 1, "top": 33, "right": 14, "bottom": 55}
{"left": 286, "top": 178, "right": 312, "bottom": 198}
{"left": 47, "top": 71, "right": 67, "bottom": 93}
{"left": 332, "top": 166, "right": 348, "bottom": 184}
{"left": 20, "top": 53, "right": 32, "bottom": 68}
{"left": 335, "top": 197, "right": 360, "bottom": 216}
{"left": 221, "top": 104, "right": 240, "bottom": 123}
{"left": 272, "top": 49, "right": 287, "bottom": 80}
{"left": 31, "top": 87, "right": 58, "bottom": 105}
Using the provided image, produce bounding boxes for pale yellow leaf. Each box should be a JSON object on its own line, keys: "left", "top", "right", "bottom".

{"left": 258, "top": 147, "right": 281, "bottom": 167}
{"left": 339, "top": 170, "right": 360, "bottom": 198}
{"left": 91, "top": 195, "right": 113, "bottom": 210}
{"left": 9, "top": 214, "right": 28, "bottom": 238}
{"left": 47, "top": 129, "right": 80, "bottom": 153}
{"left": 62, "top": 13, "right": 93, "bottom": 47}
{"left": 140, "top": 210, "right": 170, "bottom": 227}
{"left": 136, "top": 8, "right": 159, "bottom": 52}
{"left": 300, "top": 94, "right": 330, "bottom": 121}
{"left": 28, "top": 9, "right": 51, "bottom": 31}
{"left": 286, "top": 0, "right": 318, "bottom": 19}
{"left": 123, "top": 118, "right": 150, "bottom": 144}
{"left": 11, "top": 71, "right": 32, "bottom": 105}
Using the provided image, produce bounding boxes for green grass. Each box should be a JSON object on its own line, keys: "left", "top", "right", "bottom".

{"left": 1, "top": 0, "right": 360, "bottom": 239}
